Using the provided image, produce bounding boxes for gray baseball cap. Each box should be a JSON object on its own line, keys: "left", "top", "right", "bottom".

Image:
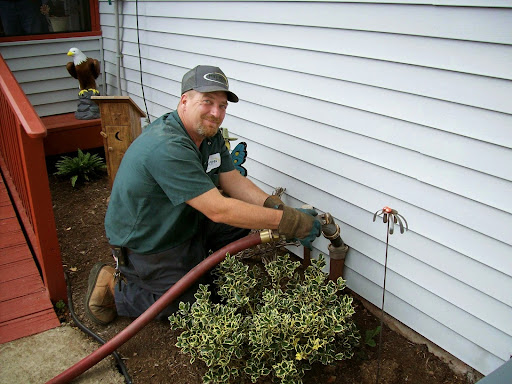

{"left": 181, "top": 65, "right": 239, "bottom": 103}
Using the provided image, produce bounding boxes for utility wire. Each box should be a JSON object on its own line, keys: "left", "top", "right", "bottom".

{"left": 135, "top": 0, "right": 150, "bottom": 123}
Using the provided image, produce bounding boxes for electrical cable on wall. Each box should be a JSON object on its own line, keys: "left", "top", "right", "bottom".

{"left": 135, "top": 0, "right": 151, "bottom": 123}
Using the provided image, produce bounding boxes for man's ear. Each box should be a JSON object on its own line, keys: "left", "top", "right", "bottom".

{"left": 181, "top": 90, "right": 197, "bottom": 105}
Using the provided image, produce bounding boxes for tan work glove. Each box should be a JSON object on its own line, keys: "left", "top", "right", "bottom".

{"left": 263, "top": 195, "right": 285, "bottom": 210}
{"left": 278, "top": 206, "right": 321, "bottom": 249}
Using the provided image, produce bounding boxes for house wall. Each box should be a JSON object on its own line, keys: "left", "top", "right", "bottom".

{"left": 0, "top": 36, "right": 103, "bottom": 117}
{"left": 98, "top": 0, "right": 512, "bottom": 376}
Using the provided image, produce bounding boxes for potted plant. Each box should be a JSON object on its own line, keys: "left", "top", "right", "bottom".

{"left": 40, "top": 0, "right": 68, "bottom": 32}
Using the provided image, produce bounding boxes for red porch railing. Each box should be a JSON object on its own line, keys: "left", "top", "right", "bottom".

{"left": 0, "top": 53, "right": 66, "bottom": 301}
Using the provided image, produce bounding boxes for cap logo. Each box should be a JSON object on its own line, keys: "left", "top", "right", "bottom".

{"left": 204, "top": 72, "right": 228, "bottom": 87}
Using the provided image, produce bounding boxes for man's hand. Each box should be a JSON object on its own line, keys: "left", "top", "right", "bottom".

{"left": 278, "top": 206, "right": 321, "bottom": 249}
{"left": 263, "top": 195, "right": 285, "bottom": 210}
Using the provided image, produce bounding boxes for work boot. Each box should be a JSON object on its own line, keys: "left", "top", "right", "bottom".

{"left": 84, "top": 262, "right": 117, "bottom": 325}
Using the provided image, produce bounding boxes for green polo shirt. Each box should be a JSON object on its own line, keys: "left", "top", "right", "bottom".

{"left": 105, "top": 110, "right": 234, "bottom": 253}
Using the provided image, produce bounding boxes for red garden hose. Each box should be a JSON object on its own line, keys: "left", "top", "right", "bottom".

{"left": 47, "top": 230, "right": 277, "bottom": 384}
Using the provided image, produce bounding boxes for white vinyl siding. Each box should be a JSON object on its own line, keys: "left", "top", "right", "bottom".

{"left": 0, "top": 37, "right": 103, "bottom": 117}
{"left": 98, "top": 0, "right": 512, "bottom": 376}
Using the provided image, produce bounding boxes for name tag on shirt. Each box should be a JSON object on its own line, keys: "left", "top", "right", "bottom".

{"left": 206, "top": 153, "right": 221, "bottom": 173}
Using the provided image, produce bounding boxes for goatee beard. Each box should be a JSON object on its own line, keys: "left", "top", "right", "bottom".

{"left": 197, "top": 115, "right": 221, "bottom": 138}
{"left": 197, "top": 124, "right": 219, "bottom": 138}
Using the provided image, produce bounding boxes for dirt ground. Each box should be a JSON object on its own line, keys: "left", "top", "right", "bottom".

{"left": 47, "top": 150, "right": 474, "bottom": 384}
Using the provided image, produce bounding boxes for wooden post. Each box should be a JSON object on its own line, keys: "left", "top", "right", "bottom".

{"left": 91, "top": 96, "right": 146, "bottom": 187}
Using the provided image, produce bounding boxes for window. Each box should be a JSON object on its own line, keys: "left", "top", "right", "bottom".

{"left": 0, "top": 0, "right": 99, "bottom": 39}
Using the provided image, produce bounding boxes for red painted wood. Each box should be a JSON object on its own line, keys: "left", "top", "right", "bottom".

{"left": 0, "top": 274, "right": 44, "bottom": 302}
{"left": 0, "top": 259, "right": 39, "bottom": 283}
{"left": 0, "top": 179, "right": 15, "bottom": 220}
{"left": 0, "top": 31, "right": 101, "bottom": 44}
{"left": 0, "top": 205, "right": 16, "bottom": 219}
{"left": 0, "top": 290, "right": 55, "bottom": 323}
{"left": 89, "top": 0, "right": 101, "bottom": 32}
{"left": 41, "top": 113, "right": 101, "bottom": 131}
{"left": 0, "top": 53, "right": 63, "bottom": 345}
{"left": 0, "top": 242, "right": 60, "bottom": 344}
{"left": 1, "top": 53, "right": 66, "bottom": 315}
{"left": 0, "top": 186, "right": 9, "bottom": 206}
{"left": 0, "top": 58, "right": 45, "bottom": 139}
{"left": 0, "top": 230, "right": 25, "bottom": 249}
{"left": 16, "top": 136, "right": 67, "bottom": 302}
{"left": 0, "top": 309, "right": 60, "bottom": 344}
{"left": 0, "top": 224, "right": 60, "bottom": 344}
{"left": 0, "top": 54, "right": 67, "bottom": 301}
{"left": 0, "top": 245, "right": 31, "bottom": 265}
{"left": 42, "top": 113, "right": 103, "bottom": 156}
{"left": 0, "top": 217, "right": 21, "bottom": 233}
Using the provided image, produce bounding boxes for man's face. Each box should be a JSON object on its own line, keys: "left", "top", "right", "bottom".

{"left": 184, "top": 91, "right": 228, "bottom": 139}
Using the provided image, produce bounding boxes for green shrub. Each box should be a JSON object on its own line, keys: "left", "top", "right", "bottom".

{"left": 55, "top": 300, "right": 66, "bottom": 311}
{"left": 54, "top": 149, "right": 106, "bottom": 187}
{"left": 169, "top": 253, "right": 360, "bottom": 384}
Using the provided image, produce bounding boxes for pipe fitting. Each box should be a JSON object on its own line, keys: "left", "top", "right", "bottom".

{"left": 328, "top": 243, "right": 349, "bottom": 260}
{"left": 322, "top": 223, "right": 340, "bottom": 241}
{"left": 319, "top": 213, "right": 345, "bottom": 248}
{"left": 322, "top": 223, "right": 344, "bottom": 248}
{"left": 259, "top": 229, "right": 281, "bottom": 244}
{"left": 328, "top": 243, "right": 349, "bottom": 282}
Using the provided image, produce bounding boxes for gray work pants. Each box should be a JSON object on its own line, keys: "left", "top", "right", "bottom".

{"left": 114, "top": 220, "right": 250, "bottom": 320}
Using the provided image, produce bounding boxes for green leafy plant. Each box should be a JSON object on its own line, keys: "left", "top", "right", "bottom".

{"left": 54, "top": 149, "right": 106, "bottom": 187}
{"left": 54, "top": 299, "right": 67, "bottom": 320}
{"left": 55, "top": 300, "right": 66, "bottom": 311}
{"left": 364, "top": 325, "right": 382, "bottom": 347}
{"left": 169, "top": 253, "right": 360, "bottom": 384}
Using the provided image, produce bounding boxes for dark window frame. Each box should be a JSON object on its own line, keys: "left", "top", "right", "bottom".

{"left": 0, "top": 0, "right": 100, "bottom": 43}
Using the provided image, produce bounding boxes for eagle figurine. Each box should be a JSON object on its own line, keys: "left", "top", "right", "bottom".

{"left": 66, "top": 47, "right": 100, "bottom": 96}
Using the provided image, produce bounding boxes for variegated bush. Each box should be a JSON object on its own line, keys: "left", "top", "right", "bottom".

{"left": 169, "top": 253, "right": 360, "bottom": 384}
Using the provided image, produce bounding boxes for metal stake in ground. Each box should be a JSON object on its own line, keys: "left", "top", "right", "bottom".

{"left": 372, "top": 206, "right": 408, "bottom": 384}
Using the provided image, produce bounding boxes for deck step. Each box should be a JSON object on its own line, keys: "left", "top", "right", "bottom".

{"left": 0, "top": 176, "right": 60, "bottom": 344}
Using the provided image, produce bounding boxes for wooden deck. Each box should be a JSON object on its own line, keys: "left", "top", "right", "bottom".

{"left": 0, "top": 174, "right": 60, "bottom": 344}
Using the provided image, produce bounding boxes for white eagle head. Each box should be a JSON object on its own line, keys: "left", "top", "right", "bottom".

{"left": 67, "top": 47, "right": 87, "bottom": 66}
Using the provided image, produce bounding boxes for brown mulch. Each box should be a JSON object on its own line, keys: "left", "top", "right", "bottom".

{"left": 46, "top": 150, "right": 474, "bottom": 384}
